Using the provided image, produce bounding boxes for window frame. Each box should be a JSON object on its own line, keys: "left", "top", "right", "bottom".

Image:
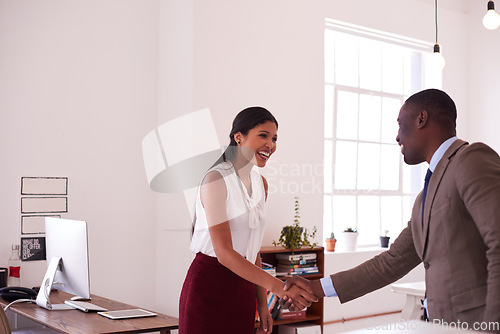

{"left": 323, "top": 19, "right": 441, "bottom": 246}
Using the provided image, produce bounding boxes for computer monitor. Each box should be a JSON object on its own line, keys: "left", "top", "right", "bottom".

{"left": 36, "top": 217, "right": 91, "bottom": 310}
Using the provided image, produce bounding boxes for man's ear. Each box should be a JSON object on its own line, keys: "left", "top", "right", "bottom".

{"left": 416, "top": 110, "right": 429, "bottom": 129}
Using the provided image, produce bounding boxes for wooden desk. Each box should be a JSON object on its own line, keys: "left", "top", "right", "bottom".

{"left": 390, "top": 281, "right": 425, "bottom": 320}
{"left": 0, "top": 290, "right": 178, "bottom": 334}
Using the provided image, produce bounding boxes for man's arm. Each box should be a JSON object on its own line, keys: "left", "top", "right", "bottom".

{"left": 283, "top": 223, "right": 420, "bottom": 307}
{"left": 331, "top": 225, "right": 420, "bottom": 303}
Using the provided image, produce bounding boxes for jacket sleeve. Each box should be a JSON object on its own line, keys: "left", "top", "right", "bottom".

{"left": 455, "top": 143, "right": 500, "bottom": 322}
{"left": 331, "top": 221, "right": 421, "bottom": 303}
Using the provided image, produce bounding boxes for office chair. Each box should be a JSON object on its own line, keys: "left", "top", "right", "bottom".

{"left": 0, "top": 305, "right": 11, "bottom": 334}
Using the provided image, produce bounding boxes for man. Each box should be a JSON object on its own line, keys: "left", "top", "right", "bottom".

{"left": 284, "top": 89, "right": 500, "bottom": 328}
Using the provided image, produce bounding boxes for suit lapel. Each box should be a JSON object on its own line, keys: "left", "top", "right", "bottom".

{"left": 421, "top": 139, "right": 468, "bottom": 257}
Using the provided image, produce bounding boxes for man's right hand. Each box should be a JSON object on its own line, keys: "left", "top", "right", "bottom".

{"left": 274, "top": 281, "right": 318, "bottom": 310}
{"left": 280, "top": 276, "right": 325, "bottom": 311}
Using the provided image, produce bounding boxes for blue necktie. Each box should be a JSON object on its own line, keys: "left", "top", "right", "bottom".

{"left": 422, "top": 169, "right": 433, "bottom": 225}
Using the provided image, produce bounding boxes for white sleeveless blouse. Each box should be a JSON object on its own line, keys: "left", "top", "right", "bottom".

{"left": 190, "top": 161, "right": 266, "bottom": 264}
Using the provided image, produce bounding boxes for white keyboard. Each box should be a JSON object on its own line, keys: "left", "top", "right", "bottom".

{"left": 64, "top": 300, "right": 108, "bottom": 312}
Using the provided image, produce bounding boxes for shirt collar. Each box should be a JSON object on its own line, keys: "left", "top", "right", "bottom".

{"left": 428, "top": 136, "right": 458, "bottom": 172}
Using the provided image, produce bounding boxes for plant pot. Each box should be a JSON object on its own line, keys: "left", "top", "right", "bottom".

{"left": 325, "top": 239, "right": 336, "bottom": 252}
{"left": 342, "top": 232, "right": 358, "bottom": 251}
{"left": 380, "top": 236, "right": 390, "bottom": 248}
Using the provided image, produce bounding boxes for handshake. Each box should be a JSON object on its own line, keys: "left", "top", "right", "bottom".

{"left": 278, "top": 276, "right": 325, "bottom": 311}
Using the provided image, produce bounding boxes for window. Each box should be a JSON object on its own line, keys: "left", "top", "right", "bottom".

{"left": 323, "top": 19, "right": 442, "bottom": 246}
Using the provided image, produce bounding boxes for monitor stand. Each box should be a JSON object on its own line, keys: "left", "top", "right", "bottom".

{"left": 36, "top": 256, "right": 73, "bottom": 310}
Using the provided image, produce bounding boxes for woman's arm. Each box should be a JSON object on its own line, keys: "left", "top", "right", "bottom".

{"left": 255, "top": 253, "right": 270, "bottom": 307}
{"left": 255, "top": 254, "right": 273, "bottom": 333}
{"left": 202, "top": 171, "right": 316, "bottom": 308}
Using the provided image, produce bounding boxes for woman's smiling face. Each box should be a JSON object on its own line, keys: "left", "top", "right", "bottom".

{"left": 235, "top": 120, "right": 277, "bottom": 167}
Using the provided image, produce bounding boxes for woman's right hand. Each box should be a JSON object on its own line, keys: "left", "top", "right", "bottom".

{"left": 274, "top": 281, "right": 318, "bottom": 310}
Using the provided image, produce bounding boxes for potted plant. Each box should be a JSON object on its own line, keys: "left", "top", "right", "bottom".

{"left": 273, "top": 197, "right": 317, "bottom": 252}
{"left": 380, "top": 230, "right": 390, "bottom": 248}
{"left": 342, "top": 227, "right": 358, "bottom": 251}
{"left": 325, "top": 232, "right": 337, "bottom": 252}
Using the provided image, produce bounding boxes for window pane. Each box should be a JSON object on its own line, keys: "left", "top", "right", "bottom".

{"left": 334, "top": 141, "right": 357, "bottom": 189}
{"left": 359, "top": 94, "right": 381, "bottom": 142}
{"left": 381, "top": 196, "right": 402, "bottom": 237}
{"left": 335, "top": 32, "right": 358, "bottom": 87}
{"left": 325, "top": 29, "right": 335, "bottom": 84}
{"left": 402, "top": 159, "right": 412, "bottom": 194}
{"left": 381, "top": 97, "right": 401, "bottom": 144}
{"left": 336, "top": 91, "right": 358, "bottom": 140}
{"left": 332, "top": 195, "right": 356, "bottom": 233}
{"left": 357, "top": 196, "right": 380, "bottom": 245}
{"left": 403, "top": 163, "right": 425, "bottom": 194}
{"left": 324, "top": 139, "right": 333, "bottom": 193}
{"left": 382, "top": 43, "right": 404, "bottom": 94}
{"left": 325, "top": 85, "right": 334, "bottom": 139}
{"left": 380, "top": 144, "right": 400, "bottom": 190}
{"left": 403, "top": 195, "right": 413, "bottom": 226}
{"left": 324, "top": 22, "right": 432, "bottom": 247}
{"left": 411, "top": 51, "right": 425, "bottom": 93}
{"left": 359, "top": 38, "right": 381, "bottom": 91}
{"left": 357, "top": 143, "right": 380, "bottom": 190}
{"left": 323, "top": 195, "right": 333, "bottom": 239}
{"left": 403, "top": 50, "right": 414, "bottom": 95}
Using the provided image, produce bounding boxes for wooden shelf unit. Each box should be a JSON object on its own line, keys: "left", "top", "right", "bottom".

{"left": 256, "top": 245, "right": 324, "bottom": 333}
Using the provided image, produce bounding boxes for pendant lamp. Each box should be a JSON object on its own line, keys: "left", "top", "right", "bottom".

{"left": 483, "top": 1, "right": 500, "bottom": 30}
{"left": 432, "top": 0, "right": 445, "bottom": 69}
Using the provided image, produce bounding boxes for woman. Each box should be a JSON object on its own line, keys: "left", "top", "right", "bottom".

{"left": 179, "top": 107, "right": 316, "bottom": 334}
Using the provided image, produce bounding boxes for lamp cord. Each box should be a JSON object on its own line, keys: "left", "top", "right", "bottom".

{"left": 435, "top": 0, "right": 439, "bottom": 44}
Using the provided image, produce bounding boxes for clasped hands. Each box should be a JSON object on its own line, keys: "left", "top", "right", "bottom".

{"left": 278, "top": 276, "right": 324, "bottom": 311}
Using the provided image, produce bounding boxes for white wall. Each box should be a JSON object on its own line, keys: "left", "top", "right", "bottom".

{"left": 1, "top": 0, "right": 498, "bottom": 324}
{"left": 464, "top": 3, "right": 500, "bottom": 151}
{"left": 154, "top": 0, "right": 195, "bottom": 316}
{"left": 0, "top": 0, "right": 160, "bottom": 310}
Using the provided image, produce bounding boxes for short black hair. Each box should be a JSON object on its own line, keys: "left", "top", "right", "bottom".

{"left": 405, "top": 89, "right": 457, "bottom": 130}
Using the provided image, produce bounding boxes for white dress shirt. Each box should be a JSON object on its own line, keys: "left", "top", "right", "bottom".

{"left": 190, "top": 161, "right": 267, "bottom": 264}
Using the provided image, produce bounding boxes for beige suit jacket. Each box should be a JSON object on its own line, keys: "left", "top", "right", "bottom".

{"left": 331, "top": 139, "right": 500, "bottom": 326}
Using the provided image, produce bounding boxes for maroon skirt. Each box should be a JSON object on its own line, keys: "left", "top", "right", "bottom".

{"left": 179, "top": 252, "right": 256, "bottom": 334}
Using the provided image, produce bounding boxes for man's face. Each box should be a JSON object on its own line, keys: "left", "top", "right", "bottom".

{"left": 396, "top": 103, "right": 426, "bottom": 165}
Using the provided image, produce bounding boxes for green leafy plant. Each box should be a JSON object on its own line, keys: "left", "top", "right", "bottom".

{"left": 273, "top": 197, "right": 317, "bottom": 251}
{"left": 344, "top": 227, "right": 357, "bottom": 233}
